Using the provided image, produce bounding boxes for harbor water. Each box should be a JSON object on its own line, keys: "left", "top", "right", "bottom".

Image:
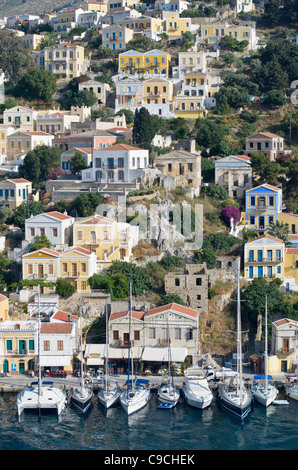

{"left": 1, "top": 390, "right": 298, "bottom": 451}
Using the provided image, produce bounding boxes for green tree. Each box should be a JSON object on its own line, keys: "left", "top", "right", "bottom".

{"left": 268, "top": 220, "right": 291, "bottom": 246}
{"left": 39, "top": 32, "right": 57, "bottom": 50}
{"left": 0, "top": 30, "right": 29, "bottom": 84}
{"left": 9, "top": 201, "right": 45, "bottom": 229}
{"left": 72, "top": 89, "right": 98, "bottom": 107}
{"left": 70, "top": 152, "right": 87, "bottom": 174}
{"left": 195, "top": 247, "right": 217, "bottom": 269}
{"left": 56, "top": 278, "right": 76, "bottom": 298}
{"left": 243, "top": 277, "right": 283, "bottom": 322}
{"left": 263, "top": 0, "right": 281, "bottom": 27}
{"left": 116, "top": 109, "right": 134, "bottom": 124}
{"left": 159, "top": 294, "right": 186, "bottom": 306}
{"left": 265, "top": 89, "right": 286, "bottom": 108}
{"left": 19, "top": 146, "right": 62, "bottom": 183}
{"left": 73, "top": 192, "right": 105, "bottom": 217}
{"left": 29, "top": 235, "right": 52, "bottom": 252}
{"left": 132, "top": 108, "right": 155, "bottom": 150}
{"left": 201, "top": 184, "right": 229, "bottom": 200}
{"left": 107, "top": 261, "right": 152, "bottom": 296}
{"left": 14, "top": 69, "right": 57, "bottom": 103}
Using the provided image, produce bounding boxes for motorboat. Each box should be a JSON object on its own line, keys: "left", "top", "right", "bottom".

{"left": 217, "top": 258, "right": 252, "bottom": 419}
{"left": 120, "top": 379, "right": 151, "bottom": 415}
{"left": 182, "top": 373, "right": 213, "bottom": 409}
{"left": 17, "top": 380, "right": 67, "bottom": 417}
{"left": 286, "top": 376, "right": 298, "bottom": 401}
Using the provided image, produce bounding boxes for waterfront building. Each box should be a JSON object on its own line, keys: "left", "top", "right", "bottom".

{"left": 0, "top": 320, "right": 38, "bottom": 375}
{"left": 270, "top": 318, "right": 298, "bottom": 374}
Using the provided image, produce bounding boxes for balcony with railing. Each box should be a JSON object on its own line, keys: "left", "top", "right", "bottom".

{"left": 246, "top": 257, "right": 283, "bottom": 263}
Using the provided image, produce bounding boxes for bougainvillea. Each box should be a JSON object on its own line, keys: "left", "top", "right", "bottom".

{"left": 221, "top": 205, "right": 241, "bottom": 226}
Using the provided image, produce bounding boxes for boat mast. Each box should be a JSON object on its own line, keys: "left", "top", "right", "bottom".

{"left": 105, "top": 300, "right": 109, "bottom": 394}
{"left": 80, "top": 298, "right": 84, "bottom": 391}
{"left": 236, "top": 257, "right": 243, "bottom": 399}
{"left": 38, "top": 284, "right": 41, "bottom": 399}
{"left": 127, "top": 282, "right": 132, "bottom": 397}
{"left": 264, "top": 295, "right": 268, "bottom": 391}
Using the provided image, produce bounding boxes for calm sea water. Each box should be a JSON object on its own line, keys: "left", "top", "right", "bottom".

{"left": 1, "top": 391, "right": 298, "bottom": 451}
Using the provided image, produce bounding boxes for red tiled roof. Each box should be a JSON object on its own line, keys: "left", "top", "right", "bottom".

{"left": 40, "top": 323, "right": 73, "bottom": 334}
{"left": 0, "top": 294, "right": 8, "bottom": 303}
{"left": 110, "top": 310, "right": 146, "bottom": 322}
{"left": 273, "top": 318, "right": 298, "bottom": 328}
{"left": 52, "top": 310, "right": 79, "bottom": 322}
{"left": 46, "top": 211, "right": 72, "bottom": 221}
{"left": 6, "top": 178, "right": 31, "bottom": 184}
{"left": 146, "top": 303, "right": 198, "bottom": 319}
{"left": 64, "top": 246, "right": 92, "bottom": 255}
{"left": 232, "top": 155, "right": 251, "bottom": 162}
{"left": 95, "top": 143, "right": 141, "bottom": 152}
{"left": 286, "top": 248, "right": 298, "bottom": 254}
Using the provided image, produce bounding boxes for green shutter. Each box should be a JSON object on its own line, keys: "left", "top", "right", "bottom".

{"left": 6, "top": 340, "right": 12, "bottom": 351}
{"left": 29, "top": 340, "right": 34, "bottom": 351}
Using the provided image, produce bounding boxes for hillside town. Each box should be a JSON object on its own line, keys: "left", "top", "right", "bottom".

{"left": 0, "top": 0, "right": 297, "bottom": 392}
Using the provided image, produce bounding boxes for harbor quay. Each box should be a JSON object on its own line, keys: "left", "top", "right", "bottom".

{"left": 0, "top": 371, "right": 288, "bottom": 395}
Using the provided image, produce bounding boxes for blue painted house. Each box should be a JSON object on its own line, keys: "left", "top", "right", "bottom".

{"left": 245, "top": 184, "right": 283, "bottom": 236}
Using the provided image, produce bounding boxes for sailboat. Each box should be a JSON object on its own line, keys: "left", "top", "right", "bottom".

{"left": 69, "top": 299, "right": 93, "bottom": 413}
{"left": 157, "top": 322, "right": 180, "bottom": 408}
{"left": 217, "top": 258, "right": 252, "bottom": 419}
{"left": 251, "top": 296, "right": 278, "bottom": 407}
{"left": 16, "top": 286, "right": 67, "bottom": 417}
{"left": 120, "top": 283, "right": 151, "bottom": 415}
{"left": 98, "top": 301, "right": 120, "bottom": 409}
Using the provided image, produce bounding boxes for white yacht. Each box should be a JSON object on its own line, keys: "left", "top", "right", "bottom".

{"left": 120, "top": 378, "right": 151, "bottom": 415}
{"left": 251, "top": 297, "right": 278, "bottom": 407}
{"left": 182, "top": 371, "right": 213, "bottom": 409}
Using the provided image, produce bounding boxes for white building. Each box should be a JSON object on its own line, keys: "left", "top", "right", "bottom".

{"left": 25, "top": 211, "right": 75, "bottom": 249}
{"left": 81, "top": 143, "right": 150, "bottom": 184}
{"left": 40, "top": 322, "right": 76, "bottom": 373}
{"left": 36, "top": 112, "right": 81, "bottom": 135}
{"left": 78, "top": 80, "right": 111, "bottom": 105}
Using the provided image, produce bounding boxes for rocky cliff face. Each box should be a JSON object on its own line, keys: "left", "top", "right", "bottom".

{"left": 0, "top": 0, "right": 78, "bottom": 16}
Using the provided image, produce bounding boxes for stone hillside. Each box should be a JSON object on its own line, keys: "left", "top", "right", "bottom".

{"left": 0, "top": 0, "right": 79, "bottom": 17}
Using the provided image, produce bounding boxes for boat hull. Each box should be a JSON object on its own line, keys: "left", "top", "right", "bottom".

{"left": 181, "top": 376, "right": 213, "bottom": 410}
{"left": 217, "top": 384, "right": 252, "bottom": 418}
{"left": 98, "top": 387, "right": 120, "bottom": 409}
{"left": 286, "top": 385, "right": 298, "bottom": 401}
{"left": 17, "top": 384, "right": 67, "bottom": 416}
{"left": 251, "top": 384, "right": 277, "bottom": 407}
{"left": 120, "top": 387, "right": 151, "bottom": 416}
{"left": 70, "top": 387, "right": 92, "bottom": 413}
{"left": 157, "top": 384, "right": 180, "bottom": 406}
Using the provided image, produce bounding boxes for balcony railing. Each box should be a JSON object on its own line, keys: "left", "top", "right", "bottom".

{"left": 246, "top": 257, "right": 283, "bottom": 263}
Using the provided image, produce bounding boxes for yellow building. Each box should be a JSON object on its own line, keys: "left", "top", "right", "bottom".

{"left": 43, "top": 43, "right": 88, "bottom": 82}
{"left": 7, "top": 130, "right": 54, "bottom": 161}
{"left": 80, "top": 1, "right": 108, "bottom": 13}
{"left": 0, "top": 178, "right": 32, "bottom": 210}
{"left": 0, "top": 124, "right": 15, "bottom": 162}
{"left": 3, "top": 105, "right": 38, "bottom": 132}
{"left": 73, "top": 214, "right": 139, "bottom": 270}
{"left": 59, "top": 246, "right": 97, "bottom": 293}
{"left": 200, "top": 21, "right": 258, "bottom": 50}
{"left": 22, "top": 246, "right": 97, "bottom": 294}
{"left": 174, "top": 71, "right": 217, "bottom": 118}
{"left": 21, "top": 34, "right": 43, "bottom": 50}
{"left": 278, "top": 213, "right": 298, "bottom": 237}
{"left": 0, "top": 320, "right": 37, "bottom": 375}
{"left": 118, "top": 49, "right": 171, "bottom": 77}
{"left": 284, "top": 248, "right": 298, "bottom": 293}
{"left": 0, "top": 294, "right": 9, "bottom": 322}
{"left": 164, "top": 16, "right": 191, "bottom": 38}
{"left": 244, "top": 234, "right": 285, "bottom": 280}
